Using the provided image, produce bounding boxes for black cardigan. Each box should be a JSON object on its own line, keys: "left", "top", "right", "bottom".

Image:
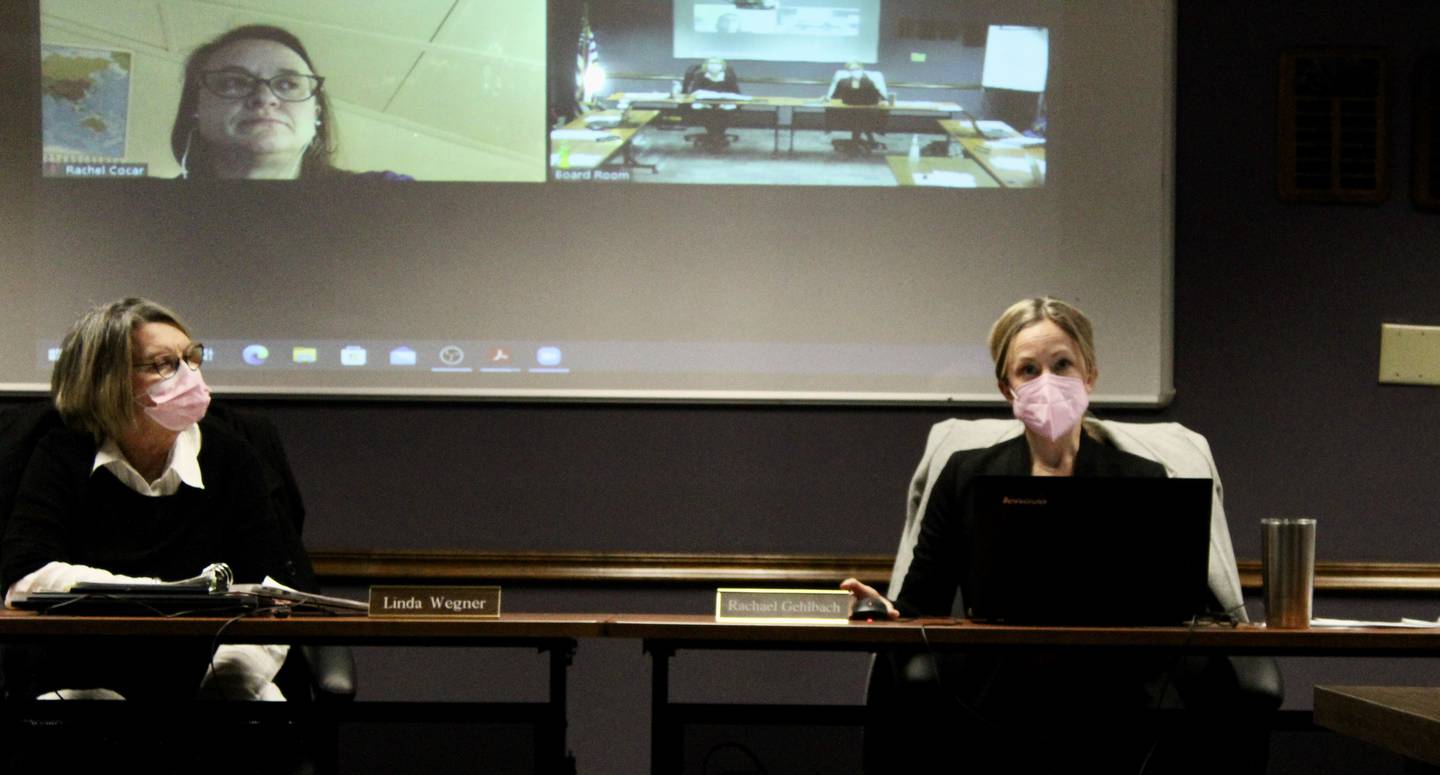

{"left": 1, "top": 412, "right": 300, "bottom": 591}
{"left": 896, "top": 432, "right": 1165, "bottom": 618}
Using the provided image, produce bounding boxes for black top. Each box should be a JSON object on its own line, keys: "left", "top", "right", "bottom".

{"left": 896, "top": 432, "right": 1165, "bottom": 618}
{"left": 892, "top": 432, "right": 1180, "bottom": 717}
{"left": 833, "top": 74, "right": 882, "bottom": 106}
{"left": 684, "top": 66, "right": 740, "bottom": 95}
{"left": 1, "top": 417, "right": 292, "bottom": 591}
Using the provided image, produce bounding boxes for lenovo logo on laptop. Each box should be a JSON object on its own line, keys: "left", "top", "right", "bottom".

{"left": 1001, "top": 496, "right": 1048, "bottom": 506}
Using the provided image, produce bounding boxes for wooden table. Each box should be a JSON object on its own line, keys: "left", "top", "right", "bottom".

{"left": 940, "top": 118, "right": 1046, "bottom": 187}
{"left": 1314, "top": 685, "right": 1440, "bottom": 766}
{"left": 610, "top": 93, "right": 965, "bottom": 155}
{"left": 886, "top": 155, "right": 1001, "bottom": 187}
{"left": 9, "top": 610, "right": 1439, "bottom": 773}
{"left": 550, "top": 109, "right": 660, "bottom": 174}
{"left": 610, "top": 614, "right": 1440, "bottom": 774}
{"left": 0, "top": 610, "right": 603, "bottom": 774}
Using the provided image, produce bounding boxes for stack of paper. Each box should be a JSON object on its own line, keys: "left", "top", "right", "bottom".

{"left": 550, "top": 129, "right": 619, "bottom": 142}
{"left": 1310, "top": 617, "right": 1440, "bottom": 628}
{"left": 691, "top": 90, "right": 750, "bottom": 101}
{"left": 913, "top": 171, "right": 977, "bottom": 188}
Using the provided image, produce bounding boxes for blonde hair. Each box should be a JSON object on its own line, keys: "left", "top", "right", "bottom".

{"left": 52, "top": 298, "right": 191, "bottom": 443}
{"left": 987, "top": 297, "right": 1096, "bottom": 383}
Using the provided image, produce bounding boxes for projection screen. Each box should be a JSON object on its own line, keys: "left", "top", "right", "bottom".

{"left": 0, "top": 0, "right": 1175, "bottom": 405}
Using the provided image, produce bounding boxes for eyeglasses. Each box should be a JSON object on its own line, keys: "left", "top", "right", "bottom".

{"left": 198, "top": 70, "right": 324, "bottom": 102}
{"left": 134, "top": 343, "right": 205, "bottom": 379}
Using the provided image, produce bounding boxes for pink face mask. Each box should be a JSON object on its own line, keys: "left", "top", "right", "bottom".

{"left": 1009, "top": 372, "right": 1089, "bottom": 442}
{"left": 142, "top": 363, "right": 211, "bottom": 431}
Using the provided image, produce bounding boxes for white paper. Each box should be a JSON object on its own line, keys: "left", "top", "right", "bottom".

{"left": 976, "top": 120, "right": 1017, "bottom": 135}
{"left": 989, "top": 156, "right": 1035, "bottom": 173}
{"left": 549, "top": 153, "right": 606, "bottom": 167}
{"left": 691, "top": 90, "right": 751, "bottom": 101}
{"left": 1310, "top": 617, "right": 1440, "bottom": 628}
{"left": 988, "top": 136, "right": 1046, "bottom": 148}
{"left": 550, "top": 129, "right": 619, "bottom": 142}
{"left": 913, "top": 171, "right": 977, "bottom": 188}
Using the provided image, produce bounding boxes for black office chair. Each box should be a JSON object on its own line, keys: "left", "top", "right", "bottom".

{"left": 825, "top": 107, "right": 887, "bottom": 156}
{"left": 0, "top": 399, "right": 356, "bottom": 703}
{"left": 860, "top": 418, "right": 1283, "bottom": 774}
{"left": 862, "top": 610, "right": 1282, "bottom": 774}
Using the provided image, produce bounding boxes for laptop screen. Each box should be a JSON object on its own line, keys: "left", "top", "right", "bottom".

{"left": 965, "top": 476, "right": 1213, "bottom": 625}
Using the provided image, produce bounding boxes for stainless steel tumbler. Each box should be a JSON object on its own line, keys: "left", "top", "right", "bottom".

{"left": 1261, "top": 518, "right": 1316, "bottom": 628}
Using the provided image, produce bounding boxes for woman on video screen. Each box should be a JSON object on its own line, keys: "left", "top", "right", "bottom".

{"left": 170, "top": 25, "right": 407, "bottom": 180}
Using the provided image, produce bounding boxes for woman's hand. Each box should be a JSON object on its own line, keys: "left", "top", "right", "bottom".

{"left": 839, "top": 577, "right": 899, "bottom": 620}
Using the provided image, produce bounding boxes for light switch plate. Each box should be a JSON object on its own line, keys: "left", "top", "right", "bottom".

{"left": 1378, "top": 324, "right": 1440, "bottom": 385}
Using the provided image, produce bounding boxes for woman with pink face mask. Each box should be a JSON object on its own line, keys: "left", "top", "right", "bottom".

{"left": 890, "top": 297, "right": 1166, "bottom": 615}
{"left": 842, "top": 297, "right": 1163, "bottom": 619}
{"left": 1, "top": 298, "right": 293, "bottom": 700}
{"left": 840, "top": 298, "right": 1210, "bottom": 768}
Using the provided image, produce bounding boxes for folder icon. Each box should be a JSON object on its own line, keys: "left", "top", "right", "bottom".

{"left": 340, "top": 345, "right": 367, "bottom": 366}
{"left": 292, "top": 346, "right": 318, "bottom": 364}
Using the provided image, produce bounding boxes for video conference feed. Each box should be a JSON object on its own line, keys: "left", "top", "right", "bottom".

{"left": 36, "top": 0, "right": 1049, "bottom": 189}
{"left": 550, "top": 0, "right": 1050, "bottom": 187}
{"left": 38, "top": 0, "right": 546, "bottom": 181}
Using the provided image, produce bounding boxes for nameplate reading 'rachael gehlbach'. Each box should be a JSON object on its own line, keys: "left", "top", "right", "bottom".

{"left": 368, "top": 586, "right": 501, "bottom": 618}
{"left": 715, "top": 588, "right": 851, "bottom": 623}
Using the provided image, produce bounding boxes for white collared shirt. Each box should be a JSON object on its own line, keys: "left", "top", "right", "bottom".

{"left": 92, "top": 423, "right": 204, "bottom": 496}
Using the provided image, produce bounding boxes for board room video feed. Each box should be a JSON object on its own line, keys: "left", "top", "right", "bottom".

{"left": 39, "top": 0, "right": 546, "bottom": 182}
{"left": 549, "top": 0, "right": 1049, "bottom": 188}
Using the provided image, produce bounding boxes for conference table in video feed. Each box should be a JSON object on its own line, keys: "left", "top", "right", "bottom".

{"left": 939, "top": 118, "right": 1048, "bottom": 188}
{"left": 550, "top": 109, "right": 661, "bottom": 174}
{"left": 607, "top": 92, "right": 966, "bottom": 156}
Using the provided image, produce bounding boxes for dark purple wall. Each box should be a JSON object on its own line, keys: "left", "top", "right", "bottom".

{"left": 1166, "top": 0, "right": 1440, "bottom": 562}
{"left": 7, "top": 2, "right": 1437, "bottom": 565}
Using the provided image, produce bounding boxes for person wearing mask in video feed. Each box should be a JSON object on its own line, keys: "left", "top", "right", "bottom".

{"left": 826, "top": 61, "right": 888, "bottom": 151}
{"left": 683, "top": 56, "right": 742, "bottom": 151}
{"left": 840, "top": 297, "right": 1218, "bottom": 769}
{"left": 170, "top": 25, "right": 410, "bottom": 180}
{"left": 1, "top": 299, "right": 295, "bottom": 700}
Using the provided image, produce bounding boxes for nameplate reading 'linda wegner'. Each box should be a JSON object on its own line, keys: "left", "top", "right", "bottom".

{"left": 368, "top": 586, "right": 501, "bottom": 618}
{"left": 715, "top": 588, "right": 851, "bottom": 623}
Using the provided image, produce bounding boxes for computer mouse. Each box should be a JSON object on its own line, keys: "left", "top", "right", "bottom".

{"left": 850, "top": 596, "right": 891, "bottom": 621}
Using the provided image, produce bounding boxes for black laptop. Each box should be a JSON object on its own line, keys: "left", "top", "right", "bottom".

{"left": 963, "top": 476, "right": 1213, "bottom": 626}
